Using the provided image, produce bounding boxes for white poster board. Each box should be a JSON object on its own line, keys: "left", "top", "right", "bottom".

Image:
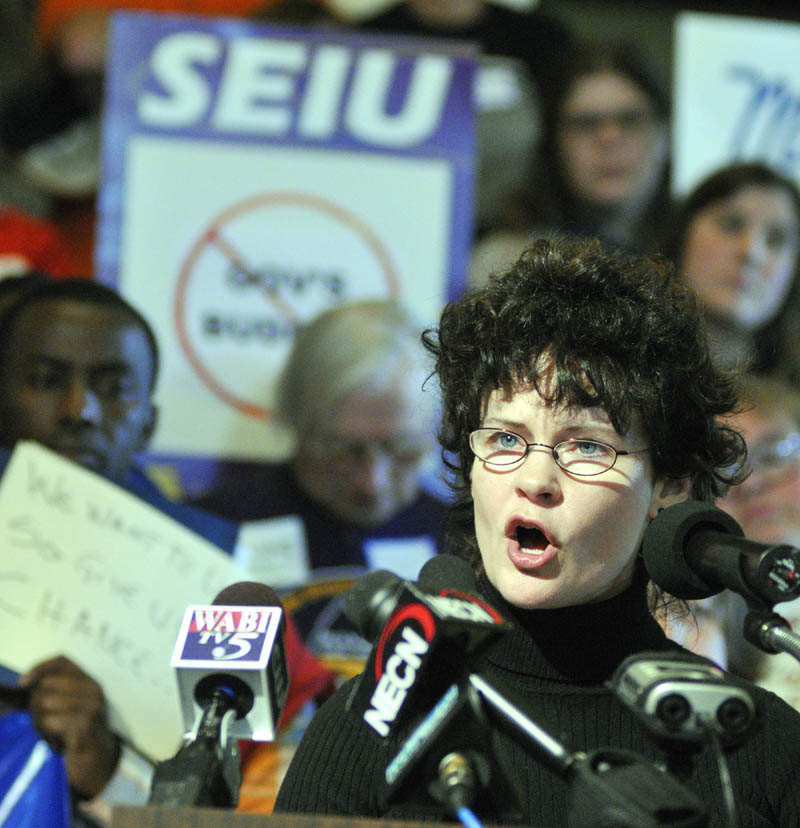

{"left": 0, "top": 442, "right": 247, "bottom": 761}
{"left": 673, "top": 11, "right": 800, "bottom": 195}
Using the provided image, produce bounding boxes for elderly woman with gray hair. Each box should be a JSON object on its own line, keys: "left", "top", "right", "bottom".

{"left": 194, "top": 299, "right": 449, "bottom": 673}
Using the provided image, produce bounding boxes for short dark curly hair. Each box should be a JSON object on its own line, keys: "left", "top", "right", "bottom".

{"left": 423, "top": 237, "right": 746, "bottom": 564}
{"left": 0, "top": 277, "right": 160, "bottom": 391}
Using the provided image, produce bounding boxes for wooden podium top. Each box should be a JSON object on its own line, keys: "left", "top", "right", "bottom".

{"left": 112, "top": 805, "right": 500, "bottom": 827}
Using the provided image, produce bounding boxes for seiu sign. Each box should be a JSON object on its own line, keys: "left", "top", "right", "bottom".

{"left": 130, "top": 25, "right": 471, "bottom": 150}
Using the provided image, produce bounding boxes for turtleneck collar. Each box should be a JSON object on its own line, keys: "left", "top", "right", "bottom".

{"left": 479, "top": 570, "right": 672, "bottom": 685}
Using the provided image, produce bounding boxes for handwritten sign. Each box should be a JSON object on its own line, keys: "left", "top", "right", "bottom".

{"left": 0, "top": 441, "right": 247, "bottom": 761}
{"left": 97, "top": 12, "right": 475, "bottom": 463}
{"left": 673, "top": 12, "right": 800, "bottom": 194}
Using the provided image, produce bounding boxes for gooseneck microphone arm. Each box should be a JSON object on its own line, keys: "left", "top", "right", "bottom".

{"left": 365, "top": 558, "right": 707, "bottom": 827}
{"left": 385, "top": 669, "right": 708, "bottom": 828}
{"left": 742, "top": 606, "right": 800, "bottom": 659}
{"left": 468, "top": 673, "right": 708, "bottom": 828}
{"left": 467, "top": 674, "right": 573, "bottom": 775}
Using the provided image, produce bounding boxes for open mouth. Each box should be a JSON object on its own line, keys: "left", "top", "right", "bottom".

{"left": 516, "top": 525, "right": 548, "bottom": 552}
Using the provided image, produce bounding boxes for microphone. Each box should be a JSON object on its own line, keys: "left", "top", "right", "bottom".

{"left": 609, "top": 651, "right": 756, "bottom": 828}
{"left": 609, "top": 651, "right": 756, "bottom": 747}
{"left": 383, "top": 679, "right": 524, "bottom": 822}
{"left": 383, "top": 671, "right": 708, "bottom": 827}
{"left": 149, "top": 581, "right": 288, "bottom": 808}
{"left": 417, "top": 553, "right": 481, "bottom": 596}
{"left": 345, "top": 556, "right": 510, "bottom": 738}
{"left": 357, "top": 559, "right": 706, "bottom": 826}
{"left": 171, "top": 581, "right": 288, "bottom": 743}
{"left": 343, "top": 555, "right": 481, "bottom": 644}
{"left": 345, "top": 569, "right": 408, "bottom": 645}
{"left": 642, "top": 500, "right": 800, "bottom": 605}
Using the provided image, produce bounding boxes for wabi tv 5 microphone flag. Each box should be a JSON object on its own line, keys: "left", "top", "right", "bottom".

{"left": 170, "top": 581, "right": 288, "bottom": 742}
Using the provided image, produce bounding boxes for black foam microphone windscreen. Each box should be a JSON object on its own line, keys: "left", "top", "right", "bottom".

{"left": 641, "top": 501, "right": 744, "bottom": 599}
{"left": 418, "top": 554, "right": 479, "bottom": 595}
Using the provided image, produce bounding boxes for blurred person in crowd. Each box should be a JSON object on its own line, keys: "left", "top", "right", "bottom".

{"left": 722, "top": 374, "right": 800, "bottom": 702}
{"left": 0, "top": 0, "right": 327, "bottom": 276}
{"left": 670, "top": 161, "right": 800, "bottom": 381}
{"left": 723, "top": 375, "right": 800, "bottom": 553}
{"left": 358, "top": 0, "right": 575, "bottom": 237}
{"left": 670, "top": 374, "right": 800, "bottom": 710}
{"left": 196, "top": 298, "right": 448, "bottom": 813}
{"left": 0, "top": 277, "right": 333, "bottom": 826}
{"left": 0, "top": 277, "right": 159, "bottom": 485}
{"left": 470, "top": 37, "right": 670, "bottom": 285}
{"left": 195, "top": 299, "right": 449, "bottom": 677}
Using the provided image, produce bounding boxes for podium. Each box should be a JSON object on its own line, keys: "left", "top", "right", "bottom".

{"left": 112, "top": 806, "right": 500, "bottom": 827}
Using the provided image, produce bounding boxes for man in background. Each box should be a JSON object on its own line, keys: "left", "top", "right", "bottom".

{"left": 0, "top": 278, "right": 333, "bottom": 825}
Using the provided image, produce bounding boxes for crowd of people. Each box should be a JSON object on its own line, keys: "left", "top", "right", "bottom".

{"left": 1, "top": 1, "right": 800, "bottom": 827}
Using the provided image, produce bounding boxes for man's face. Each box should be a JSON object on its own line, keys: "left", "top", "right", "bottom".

{"left": 291, "top": 374, "right": 432, "bottom": 528}
{"left": 0, "top": 299, "right": 157, "bottom": 482}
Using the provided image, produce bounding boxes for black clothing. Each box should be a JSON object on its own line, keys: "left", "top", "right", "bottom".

{"left": 195, "top": 461, "right": 448, "bottom": 572}
{"left": 195, "top": 461, "right": 449, "bottom": 670}
{"left": 275, "top": 574, "right": 800, "bottom": 826}
{"left": 362, "top": 3, "right": 573, "bottom": 112}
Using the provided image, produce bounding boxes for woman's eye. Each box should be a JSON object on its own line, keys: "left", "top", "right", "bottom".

{"left": 497, "top": 432, "right": 521, "bottom": 448}
{"left": 576, "top": 440, "right": 601, "bottom": 455}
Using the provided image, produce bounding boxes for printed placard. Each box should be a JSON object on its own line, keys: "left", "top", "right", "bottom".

{"left": 98, "top": 11, "right": 476, "bottom": 462}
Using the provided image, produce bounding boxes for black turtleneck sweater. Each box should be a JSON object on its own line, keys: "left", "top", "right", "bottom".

{"left": 275, "top": 576, "right": 800, "bottom": 826}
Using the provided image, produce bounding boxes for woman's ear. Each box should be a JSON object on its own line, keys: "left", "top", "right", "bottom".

{"left": 648, "top": 475, "right": 692, "bottom": 520}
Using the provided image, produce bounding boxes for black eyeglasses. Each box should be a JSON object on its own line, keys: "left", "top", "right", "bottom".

{"left": 469, "top": 428, "right": 649, "bottom": 477}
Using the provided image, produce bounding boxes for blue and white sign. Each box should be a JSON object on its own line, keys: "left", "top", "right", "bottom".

{"left": 98, "top": 11, "right": 476, "bottom": 462}
{"left": 673, "top": 12, "right": 800, "bottom": 195}
{"left": 172, "top": 605, "right": 281, "bottom": 668}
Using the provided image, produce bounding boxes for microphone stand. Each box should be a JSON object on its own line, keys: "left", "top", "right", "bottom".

{"left": 743, "top": 605, "right": 800, "bottom": 661}
{"left": 384, "top": 673, "right": 708, "bottom": 828}
{"left": 468, "top": 674, "right": 708, "bottom": 828}
{"left": 148, "top": 688, "right": 241, "bottom": 808}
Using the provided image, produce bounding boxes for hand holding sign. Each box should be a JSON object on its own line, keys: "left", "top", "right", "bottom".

{"left": 0, "top": 441, "right": 248, "bottom": 761}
